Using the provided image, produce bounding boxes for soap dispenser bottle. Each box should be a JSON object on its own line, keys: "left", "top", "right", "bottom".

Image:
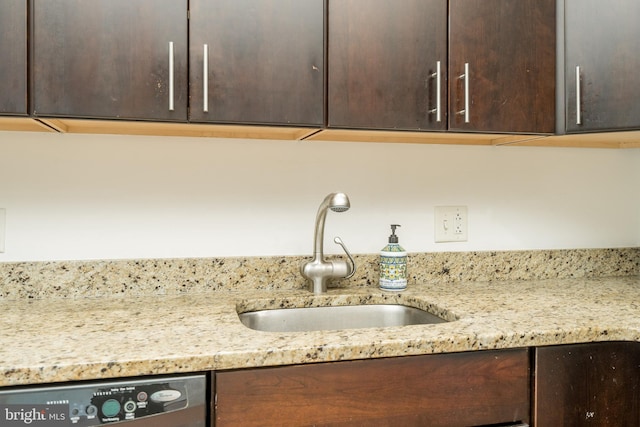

{"left": 379, "top": 224, "right": 407, "bottom": 291}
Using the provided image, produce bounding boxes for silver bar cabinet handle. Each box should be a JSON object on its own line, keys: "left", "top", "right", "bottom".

{"left": 168, "top": 41, "right": 175, "bottom": 111}
{"left": 203, "top": 44, "right": 209, "bottom": 113}
{"left": 430, "top": 61, "right": 442, "bottom": 122}
{"left": 457, "top": 63, "right": 470, "bottom": 123}
{"left": 576, "top": 65, "right": 581, "bottom": 125}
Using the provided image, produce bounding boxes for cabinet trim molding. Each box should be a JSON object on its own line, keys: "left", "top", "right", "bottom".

{"left": 2, "top": 117, "right": 639, "bottom": 148}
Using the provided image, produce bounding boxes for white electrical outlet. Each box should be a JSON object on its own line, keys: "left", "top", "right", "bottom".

{"left": 434, "top": 206, "right": 468, "bottom": 243}
{"left": 0, "top": 209, "right": 5, "bottom": 253}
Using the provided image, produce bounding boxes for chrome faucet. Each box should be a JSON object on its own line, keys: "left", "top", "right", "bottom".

{"left": 301, "top": 192, "right": 356, "bottom": 294}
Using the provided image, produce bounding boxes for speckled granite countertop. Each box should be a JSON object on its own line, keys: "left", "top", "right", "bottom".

{"left": 2, "top": 275, "right": 640, "bottom": 388}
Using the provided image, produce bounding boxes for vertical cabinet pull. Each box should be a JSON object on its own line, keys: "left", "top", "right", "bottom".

{"left": 168, "top": 41, "right": 175, "bottom": 112}
{"left": 429, "top": 61, "right": 442, "bottom": 122}
{"left": 457, "top": 63, "right": 470, "bottom": 123}
{"left": 575, "top": 65, "right": 582, "bottom": 125}
{"left": 203, "top": 44, "right": 209, "bottom": 113}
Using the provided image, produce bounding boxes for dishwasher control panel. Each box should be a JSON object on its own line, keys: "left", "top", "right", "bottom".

{"left": 0, "top": 374, "right": 206, "bottom": 426}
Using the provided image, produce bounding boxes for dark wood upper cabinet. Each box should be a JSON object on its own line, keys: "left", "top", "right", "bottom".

{"left": 328, "top": 0, "right": 448, "bottom": 131}
{"left": 8, "top": 0, "right": 640, "bottom": 140}
{"left": 329, "top": 0, "right": 554, "bottom": 135}
{"left": 449, "top": 0, "right": 556, "bottom": 134}
{"left": 215, "top": 349, "right": 530, "bottom": 426}
{"left": 0, "top": 0, "right": 28, "bottom": 115}
{"left": 32, "top": 0, "right": 188, "bottom": 121}
{"left": 564, "top": 0, "right": 640, "bottom": 133}
{"left": 189, "top": 0, "right": 324, "bottom": 126}
{"left": 534, "top": 342, "right": 640, "bottom": 426}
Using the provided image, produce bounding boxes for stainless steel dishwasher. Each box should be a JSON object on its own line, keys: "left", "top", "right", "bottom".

{"left": 0, "top": 373, "right": 207, "bottom": 426}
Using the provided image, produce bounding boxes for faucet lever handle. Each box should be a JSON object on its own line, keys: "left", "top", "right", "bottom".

{"left": 334, "top": 237, "right": 356, "bottom": 279}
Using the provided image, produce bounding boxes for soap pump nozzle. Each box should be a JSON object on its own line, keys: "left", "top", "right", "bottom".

{"left": 388, "top": 224, "right": 401, "bottom": 243}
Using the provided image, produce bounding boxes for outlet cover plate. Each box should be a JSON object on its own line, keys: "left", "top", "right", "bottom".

{"left": 434, "top": 206, "right": 468, "bottom": 243}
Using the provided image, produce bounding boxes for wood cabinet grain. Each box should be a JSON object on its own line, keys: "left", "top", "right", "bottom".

{"left": 564, "top": 0, "right": 640, "bottom": 133}
{"left": 329, "top": 0, "right": 555, "bottom": 134}
{"left": 328, "top": 0, "right": 447, "bottom": 131}
{"left": 0, "top": 0, "right": 27, "bottom": 115}
{"left": 534, "top": 342, "right": 640, "bottom": 426}
{"left": 449, "top": 0, "right": 556, "bottom": 133}
{"left": 32, "top": 0, "right": 188, "bottom": 121}
{"left": 215, "top": 349, "right": 530, "bottom": 426}
{"left": 189, "top": 0, "right": 324, "bottom": 126}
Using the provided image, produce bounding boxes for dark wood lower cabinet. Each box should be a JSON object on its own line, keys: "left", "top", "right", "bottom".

{"left": 534, "top": 342, "right": 640, "bottom": 426}
{"left": 214, "top": 348, "right": 530, "bottom": 427}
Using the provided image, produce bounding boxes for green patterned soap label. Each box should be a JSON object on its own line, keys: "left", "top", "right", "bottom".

{"left": 380, "top": 254, "right": 407, "bottom": 291}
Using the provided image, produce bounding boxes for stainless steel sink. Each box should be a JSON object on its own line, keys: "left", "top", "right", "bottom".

{"left": 238, "top": 304, "right": 449, "bottom": 332}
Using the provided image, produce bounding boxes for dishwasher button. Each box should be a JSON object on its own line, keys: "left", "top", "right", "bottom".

{"left": 150, "top": 389, "right": 182, "bottom": 403}
{"left": 124, "top": 400, "right": 137, "bottom": 413}
{"left": 101, "top": 399, "right": 121, "bottom": 418}
{"left": 86, "top": 405, "right": 98, "bottom": 417}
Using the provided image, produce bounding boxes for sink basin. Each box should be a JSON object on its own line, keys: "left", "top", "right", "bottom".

{"left": 238, "top": 304, "right": 449, "bottom": 332}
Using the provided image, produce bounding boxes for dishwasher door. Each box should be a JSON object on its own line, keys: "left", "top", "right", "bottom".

{"left": 0, "top": 373, "right": 207, "bottom": 426}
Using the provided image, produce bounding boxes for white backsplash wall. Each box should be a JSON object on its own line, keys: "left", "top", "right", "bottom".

{"left": 1, "top": 130, "right": 639, "bottom": 262}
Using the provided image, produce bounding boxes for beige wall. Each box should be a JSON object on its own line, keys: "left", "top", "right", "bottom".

{"left": 1, "top": 131, "right": 639, "bottom": 261}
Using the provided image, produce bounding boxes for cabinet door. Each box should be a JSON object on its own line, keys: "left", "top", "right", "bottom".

{"left": 328, "top": 0, "right": 447, "bottom": 131}
{"left": 32, "top": 0, "right": 188, "bottom": 121}
{"left": 215, "top": 349, "right": 530, "bottom": 426}
{"left": 534, "top": 342, "right": 640, "bottom": 426}
{"left": 565, "top": 0, "right": 640, "bottom": 133}
{"left": 449, "top": 0, "right": 555, "bottom": 133}
{"left": 0, "top": 0, "right": 27, "bottom": 115}
{"left": 189, "top": 0, "right": 324, "bottom": 126}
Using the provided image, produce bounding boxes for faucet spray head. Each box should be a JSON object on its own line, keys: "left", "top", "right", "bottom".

{"left": 327, "top": 192, "right": 350, "bottom": 213}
